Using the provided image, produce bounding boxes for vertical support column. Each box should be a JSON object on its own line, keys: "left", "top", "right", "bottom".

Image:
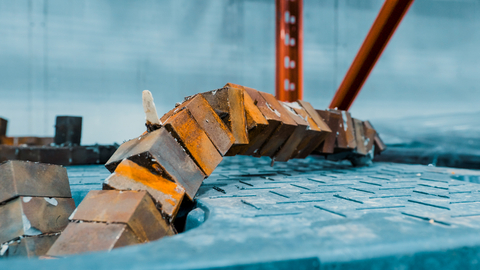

{"left": 275, "top": 0, "right": 303, "bottom": 102}
{"left": 329, "top": 0, "right": 414, "bottom": 111}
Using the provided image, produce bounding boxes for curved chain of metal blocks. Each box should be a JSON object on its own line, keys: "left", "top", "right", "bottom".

{"left": 46, "top": 83, "right": 386, "bottom": 257}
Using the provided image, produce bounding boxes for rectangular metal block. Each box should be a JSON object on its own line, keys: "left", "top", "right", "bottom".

{"left": 39, "top": 147, "right": 71, "bottom": 165}
{"left": 202, "top": 85, "right": 249, "bottom": 145}
{"left": 0, "top": 196, "right": 75, "bottom": 244}
{"left": 46, "top": 222, "right": 141, "bottom": 257}
{"left": 105, "top": 128, "right": 205, "bottom": 200}
{"left": 282, "top": 102, "right": 327, "bottom": 159}
{"left": 1, "top": 234, "right": 59, "bottom": 258}
{"left": 98, "top": 145, "right": 118, "bottom": 164}
{"left": 0, "top": 136, "right": 13, "bottom": 145}
{"left": 163, "top": 108, "right": 223, "bottom": 176}
{"left": 16, "top": 147, "right": 41, "bottom": 163}
{"left": 54, "top": 116, "right": 82, "bottom": 146}
{"left": 70, "top": 146, "right": 100, "bottom": 165}
{"left": 0, "top": 137, "right": 52, "bottom": 146}
{"left": 0, "top": 145, "right": 17, "bottom": 162}
{"left": 0, "top": 160, "right": 71, "bottom": 204}
{"left": 226, "top": 86, "right": 269, "bottom": 156}
{"left": 334, "top": 110, "right": 357, "bottom": 150}
{"left": 161, "top": 94, "right": 235, "bottom": 155}
{"left": 105, "top": 136, "right": 142, "bottom": 172}
{"left": 0, "top": 118, "right": 7, "bottom": 137}
{"left": 104, "top": 159, "right": 185, "bottom": 221}
{"left": 255, "top": 91, "right": 298, "bottom": 157}
{"left": 363, "top": 121, "right": 377, "bottom": 153}
{"left": 273, "top": 102, "right": 310, "bottom": 161}
{"left": 237, "top": 87, "right": 281, "bottom": 156}
{"left": 374, "top": 133, "right": 387, "bottom": 155}
{"left": 296, "top": 100, "right": 332, "bottom": 133}
{"left": 315, "top": 110, "right": 338, "bottom": 154}
{"left": 353, "top": 118, "right": 368, "bottom": 155}
{"left": 71, "top": 190, "right": 175, "bottom": 242}
{"left": 293, "top": 101, "right": 331, "bottom": 158}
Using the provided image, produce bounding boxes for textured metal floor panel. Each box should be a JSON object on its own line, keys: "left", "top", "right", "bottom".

{"left": 3, "top": 156, "right": 480, "bottom": 269}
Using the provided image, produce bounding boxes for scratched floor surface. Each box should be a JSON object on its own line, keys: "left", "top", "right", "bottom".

{"left": 3, "top": 156, "right": 480, "bottom": 269}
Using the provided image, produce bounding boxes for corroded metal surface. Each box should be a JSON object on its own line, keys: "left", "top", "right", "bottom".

{"left": 202, "top": 86, "right": 249, "bottom": 146}
{"left": 0, "top": 161, "right": 71, "bottom": 204}
{"left": 0, "top": 196, "right": 75, "bottom": 244}
{"left": 161, "top": 94, "right": 235, "bottom": 155}
{"left": 70, "top": 190, "right": 175, "bottom": 242}
{"left": 2, "top": 234, "right": 59, "bottom": 258}
{"left": 163, "top": 108, "right": 223, "bottom": 175}
{"left": 105, "top": 128, "right": 205, "bottom": 200}
{"left": 46, "top": 222, "right": 141, "bottom": 257}
{"left": 104, "top": 159, "right": 185, "bottom": 221}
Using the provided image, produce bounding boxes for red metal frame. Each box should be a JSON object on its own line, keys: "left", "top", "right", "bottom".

{"left": 329, "top": 0, "right": 414, "bottom": 110}
{"left": 275, "top": 0, "right": 303, "bottom": 102}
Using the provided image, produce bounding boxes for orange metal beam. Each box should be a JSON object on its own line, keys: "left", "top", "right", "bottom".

{"left": 329, "top": 0, "right": 414, "bottom": 110}
{"left": 275, "top": 0, "right": 303, "bottom": 102}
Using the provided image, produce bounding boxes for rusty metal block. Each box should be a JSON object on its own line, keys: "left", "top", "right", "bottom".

{"left": 238, "top": 87, "right": 281, "bottom": 155}
{"left": 297, "top": 100, "right": 332, "bottom": 133}
{"left": 104, "top": 159, "right": 185, "bottom": 221}
{"left": 202, "top": 85, "right": 249, "bottom": 146}
{"left": 105, "top": 136, "right": 142, "bottom": 172}
{"left": 71, "top": 190, "right": 175, "bottom": 242}
{"left": 363, "top": 120, "right": 377, "bottom": 153}
{"left": 1, "top": 137, "right": 53, "bottom": 146}
{"left": 294, "top": 101, "right": 331, "bottom": 158}
{"left": 226, "top": 86, "right": 269, "bottom": 156}
{"left": 161, "top": 94, "right": 235, "bottom": 155}
{"left": 163, "top": 108, "right": 223, "bottom": 176}
{"left": 255, "top": 91, "right": 298, "bottom": 157}
{"left": 315, "top": 110, "right": 338, "bottom": 154}
{"left": 0, "top": 160, "right": 71, "bottom": 204}
{"left": 0, "top": 117, "right": 7, "bottom": 137}
{"left": 1, "top": 234, "right": 59, "bottom": 258}
{"left": 334, "top": 110, "right": 357, "bottom": 150}
{"left": 54, "top": 116, "right": 82, "bottom": 146}
{"left": 229, "top": 87, "right": 278, "bottom": 156}
{"left": 0, "top": 196, "right": 75, "bottom": 244}
{"left": 105, "top": 128, "right": 205, "bottom": 200}
{"left": 353, "top": 118, "right": 368, "bottom": 155}
{"left": 281, "top": 102, "right": 326, "bottom": 159}
{"left": 46, "top": 222, "right": 141, "bottom": 257}
{"left": 273, "top": 102, "right": 310, "bottom": 162}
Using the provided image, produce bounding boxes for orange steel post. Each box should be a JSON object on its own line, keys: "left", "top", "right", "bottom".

{"left": 275, "top": 0, "right": 303, "bottom": 102}
{"left": 329, "top": 0, "right": 414, "bottom": 110}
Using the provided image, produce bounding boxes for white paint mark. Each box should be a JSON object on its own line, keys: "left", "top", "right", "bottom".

{"left": 44, "top": 197, "right": 58, "bottom": 206}
{"left": 22, "top": 197, "right": 32, "bottom": 203}
{"left": 341, "top": 111, "right": 348, "bottom": 131}
{"left": 0, "top": 244, "right": 8, "bottom": 256}
{"left": 69, "top": 208, "right": 78, "bottom": 220}
{"left": 22, "top": 214, "right": 41, "bottom": 236}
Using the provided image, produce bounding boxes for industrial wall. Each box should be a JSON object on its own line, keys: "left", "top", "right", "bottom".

{"left": 0, "top": 0, "right": 478, "bottom": 144}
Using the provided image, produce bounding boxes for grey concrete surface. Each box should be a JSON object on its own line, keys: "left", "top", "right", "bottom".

{"left": 1, "top": 0, "right": 479, "bottom": 145}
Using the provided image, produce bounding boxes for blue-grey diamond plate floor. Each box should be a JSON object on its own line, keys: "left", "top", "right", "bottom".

{"left": 4, "top": 156, "right": 480, "bottom": 269}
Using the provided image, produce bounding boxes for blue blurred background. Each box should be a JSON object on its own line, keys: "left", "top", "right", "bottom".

{"left": 0, "top": 0, "right": 479, "bottom": 145}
